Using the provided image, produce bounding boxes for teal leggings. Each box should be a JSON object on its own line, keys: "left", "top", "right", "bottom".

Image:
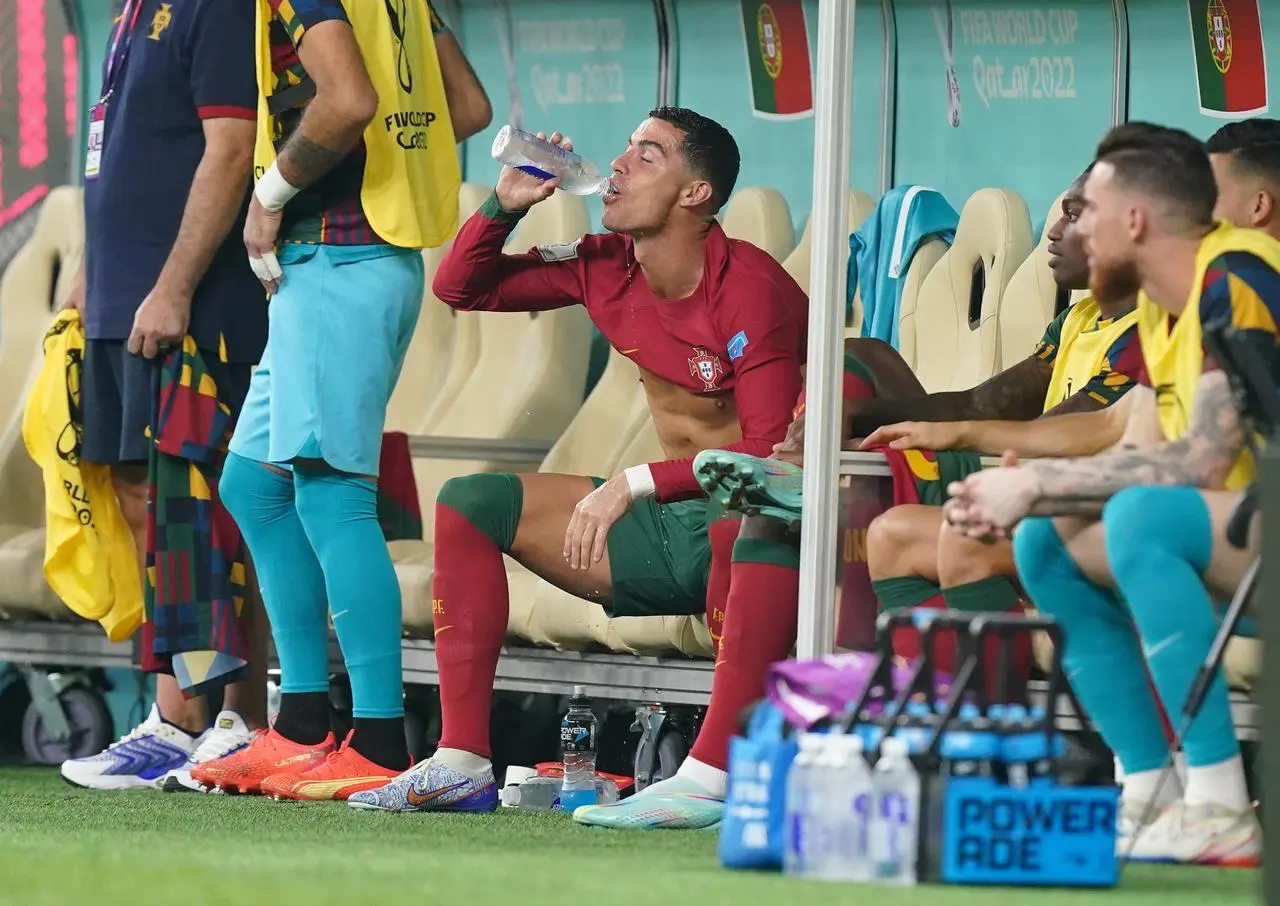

{"left": 1013, "top": 486, "right": 1240, "bottom": 772}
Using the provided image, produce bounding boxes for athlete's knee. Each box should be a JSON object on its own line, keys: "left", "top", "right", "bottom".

{"left": 436, "top": 472, "right": 524, "bottom": 552}
{"left": 866, "top": 507, "right": 923, "bottom": 578}
{"left": 1011, "top": 517, "right": 1071, "bottom": 591}
{"left": 220, "top": 453, "right": 294, "bottom": 531}
{"left": 110, "top": 466, "right": 148, "bottom": 532}
{"left": 1102, "top": 485, "right": 1210, "bottom": 586}
{"left": 937, "top": 526, "right": 1007, "bottom": 586}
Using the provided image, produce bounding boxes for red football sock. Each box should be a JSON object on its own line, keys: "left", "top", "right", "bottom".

{"left": 432, "top": 503, "right": 510, "bottom": 759}
{"left": 690, "top": 552, "right": 799, "bottom": 772}
{"left": 704, "top": 517, "right": 740, "bottom": 656}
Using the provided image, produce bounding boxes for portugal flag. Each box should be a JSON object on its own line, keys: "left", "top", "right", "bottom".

{"left": 1189, "top": 0, "right": 1268, "bottom": 117}
{"left": 740, "top": 0, "right": 813, "bottom": 120}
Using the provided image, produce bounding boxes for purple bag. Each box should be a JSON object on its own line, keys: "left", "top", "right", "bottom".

{"left": 765, "top": 653, "right": 953, "bottom": 729}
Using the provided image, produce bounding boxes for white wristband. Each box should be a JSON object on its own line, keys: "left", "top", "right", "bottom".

{"left": 624, "top": 465, "right": 656, "bottom": 501}
{"left": 254, "top": 162, "right": 300, "bottom": 212}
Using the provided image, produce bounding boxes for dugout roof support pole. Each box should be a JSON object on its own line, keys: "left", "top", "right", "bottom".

{"left": 795, "top": 0, "right": 856, "bottom": 660}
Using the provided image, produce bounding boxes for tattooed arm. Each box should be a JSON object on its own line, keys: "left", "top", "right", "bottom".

{"left": 848, "top": 355, "right": 1053, "bottom": 437}
{"left": 1025, "top": 374, "right": 1243, "bottom": 513}
{"left": 273, "top": 7, "right": 378, "bottom": 190}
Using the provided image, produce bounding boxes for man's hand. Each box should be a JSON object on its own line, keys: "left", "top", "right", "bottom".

{"left": 771, "top": 412, "right": 805, "bottom": 468}
{"left": 244, "top": 196, "right": 285, "bottom": 295}
{"left": 944, "top": 451, "right": 1041, "bottom": 539}
{"left": 57, "top": 269, "right": 86, "bottom": 315}
{"left": 128, "top": 284, "right": 191, "bottom": 359}
{"left": 496, "top": 132, "right": 572, "bottom": 214}
{"left": 861, "top": 420, "right": 962, "bottom": 452}
{"left": 564, "top": 474, "right": 632, "bottom": 570}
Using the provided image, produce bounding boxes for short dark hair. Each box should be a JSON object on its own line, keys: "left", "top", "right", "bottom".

{"left": 1205, "top": 118, "right": 1280, "bottom": 153}
{"left": 1094, "top": 122, "right": 1217, "bottom": 228}
{"left": 648, "top": 106, "right": 741, "bottom": 213}
{"left": 1205, "top": 118, "right": 1280, "bottom": 188}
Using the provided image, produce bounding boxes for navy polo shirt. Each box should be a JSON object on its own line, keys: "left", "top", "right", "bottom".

{"left": 83, "top": 0, "right": 267, "bottom": 364}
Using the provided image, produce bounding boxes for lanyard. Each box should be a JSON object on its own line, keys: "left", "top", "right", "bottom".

{"left": 102, "top": 0, "right": 146, "bottom": 101}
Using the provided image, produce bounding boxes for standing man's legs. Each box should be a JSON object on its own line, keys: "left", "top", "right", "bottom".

{"left": 211, "top": 244, "right": 424, "bottom": 799}
{"left": 61, "top": 341, "right": 260, "bottom": 790}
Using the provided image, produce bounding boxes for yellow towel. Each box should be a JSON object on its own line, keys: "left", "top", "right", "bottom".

{"left": 21, "top": 310, "right": 142, "bottom": 641}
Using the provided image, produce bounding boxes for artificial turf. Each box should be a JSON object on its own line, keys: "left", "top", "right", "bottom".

{"left": 0, "top": 767, "right": 1260, "bottom": 906}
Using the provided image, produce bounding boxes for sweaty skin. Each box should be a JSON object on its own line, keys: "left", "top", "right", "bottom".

{"left": 642, "top": 368, "right": 745, "bottom": 460}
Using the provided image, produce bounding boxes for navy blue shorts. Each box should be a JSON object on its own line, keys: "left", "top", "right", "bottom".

{"left": 80, "top": 339, "right": 252, "bottom": 467}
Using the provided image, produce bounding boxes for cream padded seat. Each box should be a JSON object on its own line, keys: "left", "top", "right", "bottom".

{"left": 895, "top": 238, "right": 950, "bottom": 370}
{"left": 996, "top": 193, "right": 1067, "bottom": 369}
{"left": 720, "top": 187, "right": 796, "bottom": 261}
{"left": 781, "top": 190, "right": 876, "bottom": 335}
{"left": 910, "top": 189, "right": 1034, "bottom": 391}
{"left": 0, "top": 187, "right": 87, "bottom": 620}
{"left": 385, "top": 183, "right": 490, "bottom": 433}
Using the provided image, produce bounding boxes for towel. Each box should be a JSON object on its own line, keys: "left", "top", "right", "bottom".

{"left": 848, "top": 186, "right": 959, "bottom": 347}
{"left": 141, "top": 337, "right": 249, "bottom": 697}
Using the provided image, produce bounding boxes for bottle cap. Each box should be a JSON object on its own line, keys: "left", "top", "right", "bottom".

{"left": 799, "top": 732, "right": 826, "bottom": 751}
{"left": 905, "top": 701, "right": 932, "bottom": 718}
{"left": 881, "top": 736, "right": 909, "bottom": 760}
{"left": 573, "top": 685, "right": 586, "bottom": 697}
{"left": 834, "top": 733, "right": 864, "bottom": 753}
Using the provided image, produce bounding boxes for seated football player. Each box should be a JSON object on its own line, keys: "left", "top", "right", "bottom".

{"left": 691, "top": 167, "right": 1143, "bottom": 679}
{"left": 948, "top": 123, "right": 1269, "bottom": 865}
{"left": 859, "top": 167, "right": 1141, "bottom": 658}
{"left": 346, "top": 109, "right": 810, "bottom": 822}
{"left": 860, "top": 119, "right": 1280, "bottom": 672}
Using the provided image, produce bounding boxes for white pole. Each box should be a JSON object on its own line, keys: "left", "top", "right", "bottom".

{"left": 796, "top": 0, "right": 856, "bottom": 660}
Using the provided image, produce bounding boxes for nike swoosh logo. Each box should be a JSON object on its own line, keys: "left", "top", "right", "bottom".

{"left": 619, "top": 348, "right": 639, "bottom": 355}
{"left": 406, "top": 779, "right": 467, "bottom": 808}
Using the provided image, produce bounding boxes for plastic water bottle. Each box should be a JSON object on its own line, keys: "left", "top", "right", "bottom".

{"left": 491, "top": 125, "right": 614, "bottom": 197}
{"left": 784, "top": 733, "right": 825, "bottom": 876}
{"left": 871, "top": 737, "right": 921, "bottom": 885}
{"left": 503, "top": 776, "right": 561, "bottom": 810}
{"left": 813, "top": 734, "right": 875, "bottom": 883}
{"left": 940, "top": 704, "right": 998, "bottom": 780}
{"left": 1001, "top": 704, "right": 1031, "bottom": 788}
{"left": 559, "top": 686, "right": 599, "bottom": 813}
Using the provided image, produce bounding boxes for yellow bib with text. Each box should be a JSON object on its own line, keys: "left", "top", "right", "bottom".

{"left": 1041, "top": 297, "right": 1139, "bottom": 413}
{"left": 253, "top": 0, "right": 460, "bottom": 249}
{"left": 1136, "top": 224, "right": 1280, "bottom": 490}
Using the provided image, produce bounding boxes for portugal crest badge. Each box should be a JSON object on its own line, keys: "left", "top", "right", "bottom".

{"left": 689, "top": 347, "right": 725, "bottom": 392}
{"left": 1206, "top": 0, "right": 1232, "bottom": 73}
{"left": 757, "top": 3, "right": 783, "bottom": 79}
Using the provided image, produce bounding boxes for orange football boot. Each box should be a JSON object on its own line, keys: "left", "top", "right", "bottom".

{"left": 259, "top": 732, "right": 408, "bottom": 802}
{"left": 191, "top": 727, "right": 334, "bottom": 794}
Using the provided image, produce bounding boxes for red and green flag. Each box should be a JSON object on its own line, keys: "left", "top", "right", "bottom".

{"left": 740, "top": 0, "right": 813, "bottom": 120}
{"left": 1189, "top": 0, "right": 1268, "bottom": 117}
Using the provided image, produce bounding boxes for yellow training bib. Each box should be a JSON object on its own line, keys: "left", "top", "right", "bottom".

{"left": 1136, "top": 223, "right": 1280, "bottom": 490}
{"left": 253, "top": 0, "right": 460, "bottom": 249}
{"left": 1041, "top": 296, "right": 1139, "bottom": 412}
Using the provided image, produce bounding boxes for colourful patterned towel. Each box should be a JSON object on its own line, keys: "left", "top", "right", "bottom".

{"left": 141, "top": 337, "right": 249, "bottom": 698}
